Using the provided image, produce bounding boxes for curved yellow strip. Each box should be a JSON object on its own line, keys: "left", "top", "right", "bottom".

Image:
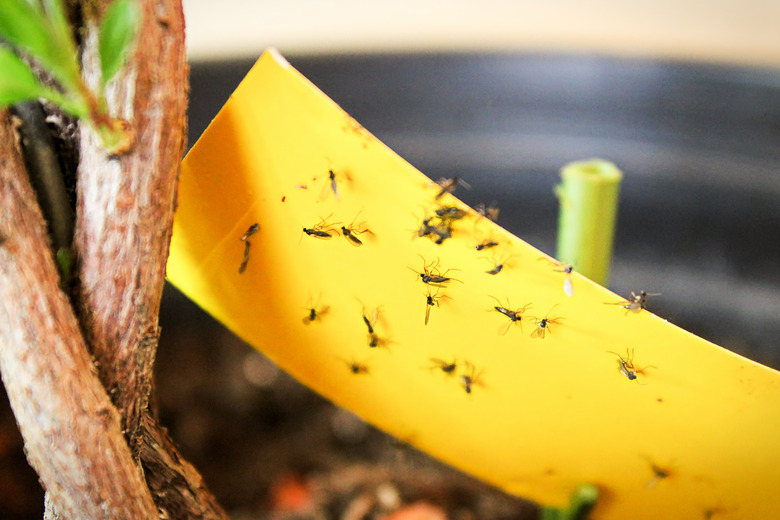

{"left": 168, "top": 49, "right": 780, "bottom": 520}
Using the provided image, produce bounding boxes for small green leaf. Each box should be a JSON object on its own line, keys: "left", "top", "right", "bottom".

{"left": 0, "top": 0, "right": 52, "bottom": 62}
{"left": 0, "top": 46, "right": 48, "bottom": 106}
{"left": 540, "top": 484, "right": 598, "bottom": 520}
{"left": 98, "top": 0, "right": 140, "bottom": 85}
{"left": 0, "top": 0, "right": 82, "bottom": 93}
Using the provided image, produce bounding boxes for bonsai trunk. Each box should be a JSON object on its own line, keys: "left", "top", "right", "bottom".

{"left": 0, "top": 0, "right": 228, "bottom": 518}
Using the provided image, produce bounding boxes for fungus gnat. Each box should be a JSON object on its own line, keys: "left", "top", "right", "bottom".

{"left": 368, "top": 332, "right": 385, "bottom": 348}
{"left": 415, "top": 216, "right": 453, "bottom": 245}
{"left": 341, "top": 358, "right": 369, "bottom": 375}
{"left": 302, "top": 214, "right": 339, "bottom": 240}
{"left": 459, "top": 361, "right": 484, "bottom": 394}
{"left": 486, "top": 263, "right": 504, "bottom": 275}
{"left": 362, "top": 311, "right": 375, "bottom": 334}
{"left": 530, "top": 305, "right": 564, "bottom": 339}
{"left": 238, "top": 241, "right": 252, "bottom": 274}
{"left": 475, "top": 201, "right": 500, "bottom": 222}
{"left": 434, "top": 205, "right": 467, "bottom": 221}
{"left": 606, "top": 290, "right": 660, "bottom": 314}
{"left": 607, "top": 348, "right": 655, "bottom": 382}
{"left": 240, "top": 223, "right": 260, "bottom": 241}
{"left": 428, "top": 358, "right": 457, "bottom": 375}
{"left": 553, "top": 264, "right": 574, "bottom": 297}
{"left": 482, "top": 251, "right": 515, "bottom": 276}
{"left": 410, "top": 255, "right": 460, "bottom": 287}
{"left": 491, "top": 297, "right": 531, "bottom": 335}
{"left": 302, "top": 295, "right": 330, "bottom": 325}
{"left": 424, "top": 286, "right": 449, "bottom": 325}
{"left": 434, "top": 176, "right": 470, "bottom": 199}
{"left": 474, "top": 239, "right": 500, "bottom": 251}
{"left": 539, "top": 257, "right": 574, "bottom": 297}
{"left": 643, "top": 457, "right": 673, "bottom": 489}
{"left": 320, "top": 168, "right": 350, "bottom": 201}
{"left": 238, "top": 222, "right": 260, "bottom": 274}
{"left": 341, "top": 213, "right": 375, "bottom": 247}
{"left": 358, "top": 306, "right": 387, "bottom": 348}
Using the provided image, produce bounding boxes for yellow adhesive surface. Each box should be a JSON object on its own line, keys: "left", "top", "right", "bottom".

{"left": 168, "top": 49, "right": 780, "bottom": 519}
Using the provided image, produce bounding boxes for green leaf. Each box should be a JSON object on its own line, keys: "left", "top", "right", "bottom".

{"left": 98, "top": 0, "right": 140, "bottom": 85}
{"left": 0, "top": 46, "right": 48, "bottom": 106}
{"left": 0, "top": 0, "right": 52, "bottom": 62}
{"left": 0, "top": 0, "right": 81, "bottom": 93}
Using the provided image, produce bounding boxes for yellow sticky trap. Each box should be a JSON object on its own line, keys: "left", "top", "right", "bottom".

{"left": 168, "top": 49, "right": 780, "bottom": 519}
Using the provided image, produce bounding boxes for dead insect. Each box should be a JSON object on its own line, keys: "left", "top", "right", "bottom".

{"left": 368, "top": 332, "right": 387, "bottom": 348}
{"left": 606, "top": 290, "right": 660, "bottom": 314}
{"left": 342, "top": 359, "right": 369, "bottom": 375}
{"left": 302, "top": 295, "right": 330, "bottom": 325}
{"left": 475, "top": 239, "right": 500, "bottom": 251}
{"left": 362, "top": 310, "right": 376, "bottom": 334}
{"left": 553, "top": 264, "right": 574, "bottom": 297}
{"left": 643, "top": 457, "right": 673, "bottom": 489}
{"left": 486, "top": 262, "right": 505, "bottom": 275}
{"left": 415, "top": 215, "right": 453, "bottom": 245}
{"left": 238, "top": 241, "right": 252, "bottom": 274}
{"left": 434, "top": 176, "right": 470, "bottom": 199}
{"left": 349, "top": 363, "right": 368, "bottom": 374}
{"left": 530, "top": 306, "right": 564, "bottom": 339}
{"left": 607, "top": 348, "right": 655, "bottom": 382}
{"left": 428, "top": 357, "right": 457, "bottom": 374}
{"left": 459, "top": 361, "right": 484, "bottom": 394}
{"left": 302, "top": 214, "right": 339, "bottom": 240}
{"left": 240, "top": 223, "right": 260, "bottom": 241}
{"left": 410, "top": 255, "right": 459, "bottom": 287}
{"left": 319, "top": 169, "right": 343, "bottom": 201}
{"left": 539, "top": 257, "right": 574, "bottom": 296}
{"left": 424, "top": 286, "right": 450, "bottom": 325}
{"left": 491, "top": 297, "right": 531, "bottom": 335}
{"left": 434, "top": 205, "right": 468, "bottom": 221}
{"left": 482, "top": 251, "right": 515, "bottom": 276}
{"left": 359, "top": 306, "right": 387, "bottom": 348}
{"left": 341, "top": 213, "right": 375, "bottom": 246}
{"left": 238, "top": 222, "right": 260, "bottom": 274}
{"left": 475, "top": 201, "right": 500, "bottom": 222}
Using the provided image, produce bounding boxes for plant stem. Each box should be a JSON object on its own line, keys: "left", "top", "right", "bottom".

{"left": 540, "top": 484, "right": 599, "bottom": 520}
{"left": 555, "top": 159, "right": 622, "bottom": 286}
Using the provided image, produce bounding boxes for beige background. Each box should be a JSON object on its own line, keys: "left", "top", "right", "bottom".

{"left": 183, "top": 0, "right": 780, "bottom": 67}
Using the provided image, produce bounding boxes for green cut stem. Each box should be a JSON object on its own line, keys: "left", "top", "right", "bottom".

{"left": 540, "top": 483, "right": 599, "bottom": 520}
{"left": 555, "top": 159, "right": 622, "bottom": 286}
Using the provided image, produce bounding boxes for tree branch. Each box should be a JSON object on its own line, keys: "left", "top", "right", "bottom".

{"left": 74, "top": 0, "right": 187, "bottom": 439}
{"left": 0, "top": 110, "right": 159, "bottom": 519}
{"left": 72, "top": 1, "right": 229, "bottom": 517}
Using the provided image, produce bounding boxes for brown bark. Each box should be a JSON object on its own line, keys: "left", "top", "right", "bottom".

{"left": 0, "top": 110, "right": 159, "bottom": 519}
{"left": 1, "top": 0, "right": 230, "bottom": 518}
{"left": 71, "top": 0, "right": 228, "bottom": 517}
{"left": 74, "top": 0, "right": 187, "bottom": 442}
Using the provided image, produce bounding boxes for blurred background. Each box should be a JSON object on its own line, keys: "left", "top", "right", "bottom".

{"left": 2, "top": 2, "right": 779, "bottom": 518}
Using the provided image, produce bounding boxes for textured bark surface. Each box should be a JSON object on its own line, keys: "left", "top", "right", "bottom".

{"left": 1, "top": 0, "right": 230, "bottom": 518}
{"left": 74, "top": 0, "right": 188, "bottom": 442}
{"left": 0, "top": 111, "right": 158, "bottom": 519}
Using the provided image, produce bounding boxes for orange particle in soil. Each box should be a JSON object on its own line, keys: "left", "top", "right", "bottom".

{"left": 385, "top": 502, "right": 448, "bottom": 520}
{"left": 269, "top": 473, "right": 311, "bottom": 512}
